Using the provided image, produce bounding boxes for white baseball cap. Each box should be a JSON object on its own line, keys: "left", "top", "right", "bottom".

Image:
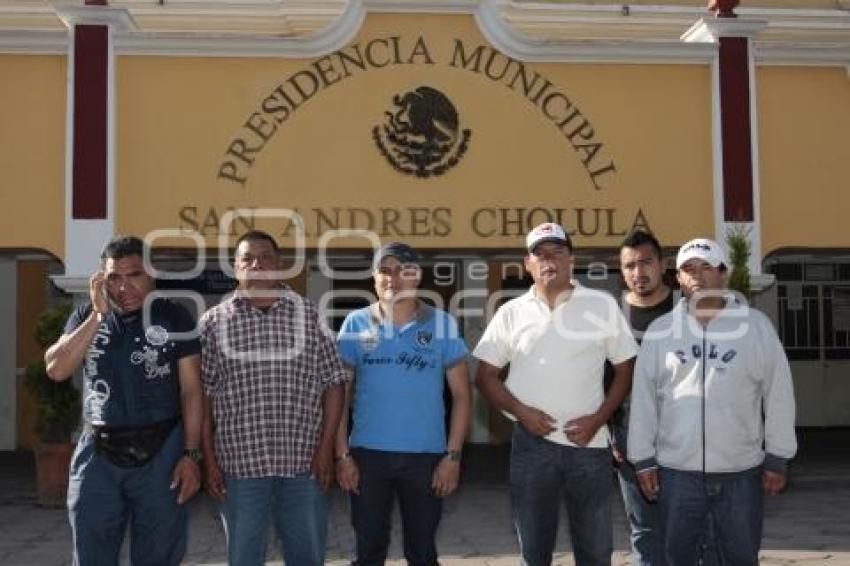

{"left": 676, "top": 238, "right": 728, "bottom": 269}
{"left": 526, "top": 223, "right": 571, "bottom": 252}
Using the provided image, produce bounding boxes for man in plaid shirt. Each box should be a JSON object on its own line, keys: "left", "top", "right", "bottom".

{"left": 199, "top": 230, "right": 348, "bottom": 566}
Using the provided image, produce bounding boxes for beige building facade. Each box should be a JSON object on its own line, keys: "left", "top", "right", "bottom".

{"left": 1, "top": 0, "right": 848, "bottom": 448}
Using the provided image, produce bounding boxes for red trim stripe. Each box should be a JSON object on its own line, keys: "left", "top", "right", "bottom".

{"left": 718, "top": 36, "right": 754, "bottom": 222}
{"left": 72, "top": 24, "right": 108, "bottom": 219}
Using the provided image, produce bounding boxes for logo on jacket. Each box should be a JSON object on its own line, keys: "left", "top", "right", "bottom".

{"left": 373, "top": 86, "right": 471, "bottom": 178}
{"left": 131, "top": 346, "right": 172, "bottom": 380}
{"left": 416, "top": 331, "right": 433, "bottom": 346}
{"left": 674, "top": 344, "right": 738, "bottom": 365}
{"left": 145, "top": 325, "right": 169, "bottom": 347}
{"left": 359, "top": 329, "right": 380, "bottom": 351}
{"left": 84, "top": 379, "right": 111, "bottom": 426}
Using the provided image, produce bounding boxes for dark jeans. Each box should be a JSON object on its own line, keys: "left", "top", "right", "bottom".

{"left": 67, "top": 423, "right": 186, "bottom": 566}
{"left": 658, "top": 466, "right": 763, "bottom": 566}
{"left": 613, "top": 425, "right": 659, "bottom": 566}
{"left": 350, "top": 448, "right": 443, "bottom": 566}
{"left": 510, "top": 426, "right": 613, "bottom": 566}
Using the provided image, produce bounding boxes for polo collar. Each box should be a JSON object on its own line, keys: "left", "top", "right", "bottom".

{"left": 527, "top": 280, "right": 581, "bottom": 309}
{"left": 369, "top": 300, "right": 434, "bottom": 327}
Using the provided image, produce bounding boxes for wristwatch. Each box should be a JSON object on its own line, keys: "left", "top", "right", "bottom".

{"left": 446, "top": 450, "right": 462, "bottom": 463}
{"left": 182, "top": 448, "right": 203, "bottom": 464}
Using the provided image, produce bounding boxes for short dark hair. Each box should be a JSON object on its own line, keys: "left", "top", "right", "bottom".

{"left": 620, "top": 230, "right": 662, "bottom": 260}
{"left": 100, "top": 235, "right": 145, "bottom": 262}
{"left": 235, "top": 230, "right": 279, "bottom": 254}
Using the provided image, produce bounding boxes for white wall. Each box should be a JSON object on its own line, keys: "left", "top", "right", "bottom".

{"left": 791, "top": 361, "right": 850, "bottom": 427}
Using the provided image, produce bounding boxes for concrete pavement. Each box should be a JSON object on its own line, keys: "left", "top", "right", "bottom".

{"left": 1, "top": 430, "right": 849, "bottom": 565}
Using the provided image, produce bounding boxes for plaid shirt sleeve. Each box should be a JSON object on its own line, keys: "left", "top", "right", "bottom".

{"left": 199, "top": 309, "right": 219, "bottom": 395}
{"left": 308, "top": 300, "right": 349, "bottom": 388}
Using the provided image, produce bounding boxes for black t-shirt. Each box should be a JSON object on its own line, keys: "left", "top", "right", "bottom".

{"left": 605, "top": 290, "right": 674, "bottom": 427}
{"left": 65, "top": 298, "right": 200, "bottom": 427}
{"left": 622, "top": 290, "right": 675, "bottom": 345}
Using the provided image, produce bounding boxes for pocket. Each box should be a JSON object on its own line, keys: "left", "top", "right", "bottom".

{"left": 510, "top": 424, "right": 533, "bottom": 455}
{"left": 510, "top": 426, "right": 556, "bottom": 474}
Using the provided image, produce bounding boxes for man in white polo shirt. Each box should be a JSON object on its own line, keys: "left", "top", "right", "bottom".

{"left": 474, "top": 222, "right": 638, "bottom": 566}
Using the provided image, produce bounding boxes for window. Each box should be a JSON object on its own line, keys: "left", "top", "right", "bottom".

{"left": 766, "top": 256, "right": 850, "bottom": 361}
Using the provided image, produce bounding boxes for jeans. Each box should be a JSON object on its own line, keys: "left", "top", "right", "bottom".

{"left": 68, "top": 423, "right": 187, "bottom": 566}
{"left": 349, "top": 448, "right": 444, "bottom": 566}
{"left": 613, "top": 425, "right": 659, "bottom": 566}
{"left": 658, "top": 466, "right": 763, "bottom": 566}
{"left": 510, "top": 426, "right": 613, "bottom": 566}
{"left": 699, "top": 515, "right": 722, "bottom": 566}
{"left": 221, "top": 472, "right": 328, "bottom": 566}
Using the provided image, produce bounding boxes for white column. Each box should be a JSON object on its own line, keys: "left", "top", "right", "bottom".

{"left": 53, "top": 6, "right": 136, "bottom": 290}
{"left": 681, "top": 17, "right": 768, "bottom": 278}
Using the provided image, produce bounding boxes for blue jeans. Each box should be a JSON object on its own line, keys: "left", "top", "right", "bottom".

{"left": 221, "top": 473, "right": 328, "bottom": 566}
{"left": 67, "top": 423, "right": 187, "bottom": 566}
{"left": 699, "top": 515, "right": 722, "bottom": 566}
{"left": 510, "top": 426, "right": 613, "bottom": 566}
{"left": 658, "top": 467, "right": 763, "bottom": 566}
{"left": 613, "top": 425, "right": 659, "bottom": 566}
{"left": 349, "top": 448, "right": 443, "bottom": 566}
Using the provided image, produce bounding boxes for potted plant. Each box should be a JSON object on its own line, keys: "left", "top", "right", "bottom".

{"left": 726, "top": 226, "right": 752, "bottom": 301}
{"left": 24, "top": 302, "right": 81, "bottom": 507}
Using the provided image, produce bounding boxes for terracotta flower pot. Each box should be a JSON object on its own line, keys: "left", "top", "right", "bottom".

{"left": 34, "top": 442, "right": 74, "bottom": 508}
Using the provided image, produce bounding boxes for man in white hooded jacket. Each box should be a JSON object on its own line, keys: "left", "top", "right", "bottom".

{"left": 628, "top": 237, "right": 797, "bottom": 566}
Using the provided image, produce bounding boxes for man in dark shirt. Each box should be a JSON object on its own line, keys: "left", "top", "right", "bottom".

{"left": 613, "top": 230, "right": 673, "bottom": 566}
{"left": 45, "top": 235, "right": 203, "bottom": 566}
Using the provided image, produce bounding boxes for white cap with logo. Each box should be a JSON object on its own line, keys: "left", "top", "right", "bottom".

{"left": 676, "top": 238, "right": 728, "bottom": 269}
{"left": 526, "top": 223, "right": 571, "bottom": 252}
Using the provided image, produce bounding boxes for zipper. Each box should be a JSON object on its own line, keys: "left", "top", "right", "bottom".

{"left": 702, "top": 328, "right": 707, "bottom": 483}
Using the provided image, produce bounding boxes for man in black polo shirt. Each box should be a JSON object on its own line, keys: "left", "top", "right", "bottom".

{"left": 45, "top": 235, "right": 203, "bottom": 566}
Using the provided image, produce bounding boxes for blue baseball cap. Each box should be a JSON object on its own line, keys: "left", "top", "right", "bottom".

{"left": 373, "top": 242, "right": 421, "bottom": 270}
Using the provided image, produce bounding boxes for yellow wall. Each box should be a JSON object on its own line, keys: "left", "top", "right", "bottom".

{"left": 0, "top": 55, "right": 65, "bottom": 259}
{"left": 758, "top": 66, "right": 850, "bottom": 255}
{"left": 116, "top": 13, "right": 713, "bottom": 251}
